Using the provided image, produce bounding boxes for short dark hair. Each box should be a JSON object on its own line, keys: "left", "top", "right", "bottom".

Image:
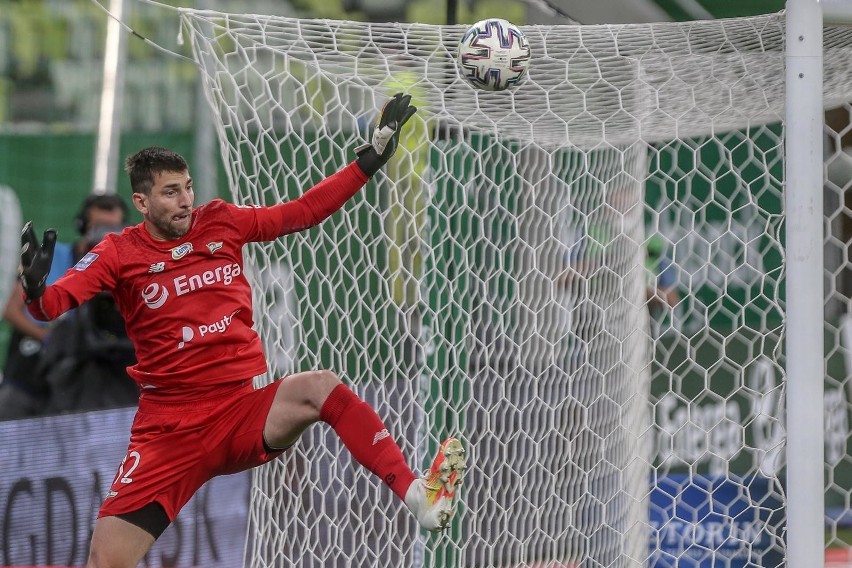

{"left": 124, "top": 147, "right": 188, "bottom": 195}
{"left": 75, "top": 193, "right": 129, "bottom": 235}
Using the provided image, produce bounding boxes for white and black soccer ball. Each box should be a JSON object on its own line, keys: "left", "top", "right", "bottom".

{"left": 457, "top": 18, "right": 531, "bottom": 92}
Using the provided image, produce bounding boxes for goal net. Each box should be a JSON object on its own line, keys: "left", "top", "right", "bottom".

{"left": 179, "top": 8, "right": 852, "bottom": 568}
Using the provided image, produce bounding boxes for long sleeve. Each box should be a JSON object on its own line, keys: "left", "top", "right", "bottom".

{"left": 26, "top": 286, "right": 79, "bottom": 321}
{"left": 27, "top": 239, "right": 119, "bottom": 321}
{"left": 268, "top": 161, "right": 369, "bottom": 236}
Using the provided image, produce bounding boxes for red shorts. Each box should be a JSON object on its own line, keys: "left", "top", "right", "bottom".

{"left": 99, "top": 380, "right": 284, "bottom": 522}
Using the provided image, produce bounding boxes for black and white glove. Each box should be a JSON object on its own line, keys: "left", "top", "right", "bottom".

{"left": 19, "top": 221, "right": 57, "bottom": 304}
{"left": 355, "top": 92, "right": 418, "bottom": 177}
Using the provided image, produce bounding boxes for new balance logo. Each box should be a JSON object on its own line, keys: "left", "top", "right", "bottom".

{"left": 148, "top": 262, "right": 165, "bottom": 273}
{"left": 372, "top": 429, "right": 390, "bottom": 445}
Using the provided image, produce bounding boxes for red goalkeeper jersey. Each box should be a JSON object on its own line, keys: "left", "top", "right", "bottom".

{"left": 28, "top": 162, "right": 368, "bottom": 398}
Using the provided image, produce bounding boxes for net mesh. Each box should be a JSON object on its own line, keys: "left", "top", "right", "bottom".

{"left": 179, "top": 8, "right": 852, "bottom": 567}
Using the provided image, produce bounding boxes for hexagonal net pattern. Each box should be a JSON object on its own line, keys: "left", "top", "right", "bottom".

{"left": 824, "top": 103, "right": 852, "bottom": 562}
{"left": 179, "top": 8, "right": 852, "bottom": 568}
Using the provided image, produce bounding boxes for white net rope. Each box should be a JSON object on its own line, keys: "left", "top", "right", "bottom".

{"left": 179, "top": 8, "right": 852, "bottom": 568}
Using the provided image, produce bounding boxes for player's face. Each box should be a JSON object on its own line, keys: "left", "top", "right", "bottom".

{"left": 135, "top": 170, "right": 195, "bottom": 241}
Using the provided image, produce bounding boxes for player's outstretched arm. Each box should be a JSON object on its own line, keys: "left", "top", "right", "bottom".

{"left": 255, "top": 93, "right": 417, "bottom": 238}
{"left": 19, "top": 221, "right": 56, "bottom": 304}
{"left": 354, "top": 92, "right": 418, "bottom": 177}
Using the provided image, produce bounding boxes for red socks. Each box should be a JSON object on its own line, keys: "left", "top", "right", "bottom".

{"left": 319, "top": 384, "right": 416, "bottom": 500}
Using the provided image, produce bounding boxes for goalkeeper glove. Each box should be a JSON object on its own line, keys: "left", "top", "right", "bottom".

{"left": 19, "top": 221, "right": 57, "bottom": 304}
{"left": 355, "top": 92, "right": 418, "bottom": 177}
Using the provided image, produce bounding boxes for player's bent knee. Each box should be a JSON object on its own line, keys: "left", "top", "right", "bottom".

{"left": 276, "top": 370, "right": 342, "bottom": 414}
{"left": 265, "top": 370, "right": 343, "bottom": 448}
{"left": 313, "top": 369, "right": 343, "bottom": 396}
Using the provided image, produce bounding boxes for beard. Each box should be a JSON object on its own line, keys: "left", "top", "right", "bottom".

{"left": 149, "top": 208, "right": 191, "bottom": 240}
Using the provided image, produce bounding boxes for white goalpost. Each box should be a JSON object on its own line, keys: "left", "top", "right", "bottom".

{"left": 175, "top": 3, "right": 852, "bottom": 567}
{"left": 784, "top": 2, "right": 823, "bottom": 566}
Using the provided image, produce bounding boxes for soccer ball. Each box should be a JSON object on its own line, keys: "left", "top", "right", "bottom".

{"left": 457, "top": 18, "right": 531, "bottom": 92}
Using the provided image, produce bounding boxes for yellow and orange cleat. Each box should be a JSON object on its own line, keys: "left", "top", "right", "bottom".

{"left": 405, "top": 437, "right": 467, "bottom": 532}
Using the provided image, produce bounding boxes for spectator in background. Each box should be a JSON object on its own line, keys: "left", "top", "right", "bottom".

{"left": 646, "top": 233, "right": 679, "bottom": 335}
{"left": 557, "top": 219, "right": 609, "bottom": 372}
{"left": 0, "top": 193, "right": 130, "bottom": 419}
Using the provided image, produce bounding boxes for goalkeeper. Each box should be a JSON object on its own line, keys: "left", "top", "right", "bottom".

{"left": 19, "top": 93, "right": 466, "bottom": 565}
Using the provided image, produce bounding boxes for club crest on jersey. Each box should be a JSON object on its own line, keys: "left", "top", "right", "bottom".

{"left": 170, "top": 243, "right": 193, "bottom": 260}
{"left": 207, "top": 241, "right": 223, "bottom": 254}
{"left": 74, "top": 252, "right": 98, "bottom": 271}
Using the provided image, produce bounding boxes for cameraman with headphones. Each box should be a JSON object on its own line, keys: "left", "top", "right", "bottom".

{"left": 0, "top": 193, "right": 129, "bottom": 419}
